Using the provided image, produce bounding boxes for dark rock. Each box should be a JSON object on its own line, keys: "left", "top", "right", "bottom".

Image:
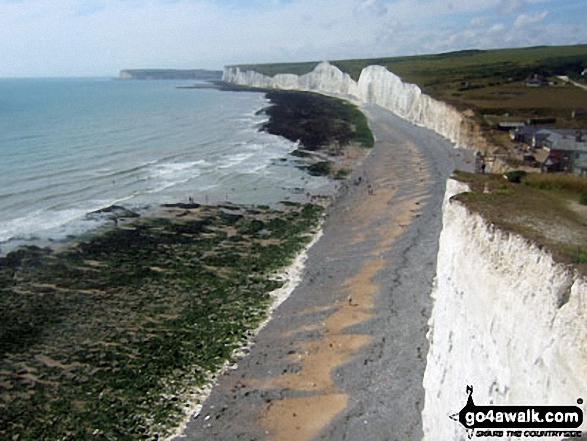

{"left": 86, "top": 205, "right": 140, "bottom": 221}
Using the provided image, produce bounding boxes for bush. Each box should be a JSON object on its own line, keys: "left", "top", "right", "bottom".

{"left": 504, "top": 170, "right": 527, "bottom": 183}
{"left": 580, "top": 193, "right": 587, "bottom": 206}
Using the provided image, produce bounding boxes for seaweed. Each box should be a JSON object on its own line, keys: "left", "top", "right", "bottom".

{"left": 260, "top": 90, "right": 374, "bottom": 151}
{"left": 0, "top": 203, "right": 324, "bottom": 440}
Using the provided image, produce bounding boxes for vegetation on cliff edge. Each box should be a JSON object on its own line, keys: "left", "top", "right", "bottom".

{"left": 453, "top": 171, "right": 587, "bottom": 275}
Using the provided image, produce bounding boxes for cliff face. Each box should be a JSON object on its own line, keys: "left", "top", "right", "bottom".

{"left": 224, "top": 62, "right": 587, "bottom": 437}
{"left": 223, "top": 62, "right": 486, "bottom": 151}
{"left": 422, "top": 179, "right": 587, "bottom": 440}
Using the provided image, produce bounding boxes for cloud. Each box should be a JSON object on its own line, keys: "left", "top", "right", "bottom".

{"left": 513, "top": 10, "right": 549, "bottom": 27}
{"left": 355, "top": 0, "right": 388, "bottom": 16}
{"left": 469, "top": 16, "right": 488, "bottom": 27}
{"left": 0, "top": 0, "right": 584, "bottom": 77}
{"left": 489, "top": 23, "right": 506, "bottom": 33}
{"left": 496, "top": 0, "right": 526, "bottom": 15}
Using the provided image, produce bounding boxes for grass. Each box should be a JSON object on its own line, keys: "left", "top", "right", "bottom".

{"left": 452, "top": 170, "right": 587, "bottom": 275}
{"left": 522, "top": 173, "right": 587, "bottom": 193}
{"left": 0, "top": 203, "right": 323, "bottom": 440}
{"left": 572, "top": 247, "right": 587, "bottom": 264}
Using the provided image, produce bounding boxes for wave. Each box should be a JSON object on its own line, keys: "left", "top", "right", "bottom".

{"left": 0, "top": 81, "right": 328, "bottom": 253}
{"left": 0, "top": 207, "right": 97, "bottom": 244}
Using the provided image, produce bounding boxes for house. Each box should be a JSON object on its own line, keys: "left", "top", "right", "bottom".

{"left": 524, "top": 73, "right": 547, "bottom": 87}
{"left": 511, "top": 126, "right": 587, "bottom": 173}
{"left": 497, "top": 122, "right": 525, "bottom": 131}
{"left": 511, "top": 126, "right": 551, "bottom": 148}
{"left": 542, "top": 130, "right": 587, "bottom": 174}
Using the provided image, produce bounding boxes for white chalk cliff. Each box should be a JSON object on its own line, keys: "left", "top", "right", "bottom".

{"left": 223, "top": 62, "right": 486, "bottom": 151}
{"left": 422, "top": 179, "right": 587, "bottom": 440}
{"left": 224, "top": 62, "right": 587, "bottom": 439}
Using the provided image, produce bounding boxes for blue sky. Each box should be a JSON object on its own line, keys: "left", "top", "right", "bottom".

{"left": 0, "top": 0, "right": 585, "bottom": 77}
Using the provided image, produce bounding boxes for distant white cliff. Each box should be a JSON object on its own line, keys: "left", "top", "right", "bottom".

{"left": 422, "top": 179, "right": 587, "bottom": 440}
{"left": 223, "top": 62, "right": 487, "bottom": 152}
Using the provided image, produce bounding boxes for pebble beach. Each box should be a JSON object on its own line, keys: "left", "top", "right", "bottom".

{"left": 0, "top": 92, "right": 473, "bottom": 441}
{"left": 175, "top": 104, "right": 474, "bottom": 441}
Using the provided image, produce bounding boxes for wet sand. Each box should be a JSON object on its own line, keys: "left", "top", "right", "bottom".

{"left": 174, "top": 104, "right": 473, "bottom": 441}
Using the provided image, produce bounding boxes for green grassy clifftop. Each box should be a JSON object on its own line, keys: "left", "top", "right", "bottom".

{"left": 231, "top": 44, "right": 587, "bottom": 128}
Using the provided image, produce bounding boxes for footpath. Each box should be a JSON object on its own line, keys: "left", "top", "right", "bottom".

{"left": 175, "top": 104, "right": 473, "bottom": 441}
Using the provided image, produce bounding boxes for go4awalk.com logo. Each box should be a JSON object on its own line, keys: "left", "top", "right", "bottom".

{"left": 450, "top": 386, "right": 584, "bottom": 439}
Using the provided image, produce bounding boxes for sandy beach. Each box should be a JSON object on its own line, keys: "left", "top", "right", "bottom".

{"left": 174, "top": 104, "right": 474, "bottom": 441}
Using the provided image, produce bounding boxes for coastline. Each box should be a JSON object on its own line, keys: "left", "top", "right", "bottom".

{"left": 175, "top": 104, "right": 474, "bottom": 440}
{"left": 0, "top": 87, "right": 377, "bottom": 440}
{"left": 1, "top": 85, "right": 474, "bottom": 439}
{"left": 0, "top": 200, "right": 329, "bottom": 440}
{"left": 164, "top": 224, "right": 325, "bottom": 441}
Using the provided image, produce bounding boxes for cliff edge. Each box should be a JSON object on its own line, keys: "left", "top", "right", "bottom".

{"left": 223, "top": 61, "right": 587, "bottom": 440}
{"left": 422, "top": 179, "right": 587, "bottom": 440}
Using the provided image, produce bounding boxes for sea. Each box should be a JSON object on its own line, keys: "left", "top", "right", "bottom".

{"left": 0, "top": 78, "right": 330, "bottom": 255}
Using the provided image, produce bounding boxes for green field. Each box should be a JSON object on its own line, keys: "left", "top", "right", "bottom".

{"left": 232, "top": 45, "right": 587, "bottom": 128}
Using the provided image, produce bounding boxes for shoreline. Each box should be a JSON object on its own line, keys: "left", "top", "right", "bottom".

{"left": 1, "top": 85, "right": 474, "bottom": 439}
{"left": 175, "top": 104, "right": 474, "bottom": 440}
{"left": 0, "top": 201, "right": 330, "bottom": 440}
{"left": 0, "top": 86, "right": 369, "bottom": 259}
{"left": 1, "top": 88, "right": 376, "bottom": 440}
{"left": 164, "top": 224, "right": 325, "bottom": 441}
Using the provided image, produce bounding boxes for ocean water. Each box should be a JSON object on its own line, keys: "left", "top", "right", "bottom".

{"left": 0, "top": 78, "right": 329, "bottom": 254}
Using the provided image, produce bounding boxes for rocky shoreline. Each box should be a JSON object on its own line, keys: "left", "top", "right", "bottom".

{"left": 193, "top": 82, "right": 375, "bottom": 179}
{"left": 0, "top": 202, "right": 326, "bottom": 440}
{"left": 1, "top": 88, "right": 474, "bottom": 440}
{"left": 0, "top": 87, "right": 378, "bottom": 440}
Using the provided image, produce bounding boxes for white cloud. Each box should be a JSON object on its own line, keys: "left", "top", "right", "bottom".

{"left": 489, "top": 23, "right": 506, "bottom": 33}
{"left": 355, "top": 0, "right": 388, "bottom": 16}
{"left": 0, "top": 0, "right": 583, "bottom": 77}
{"left": 496, "top": 0, "right": 526, "bottom": 15}
{"left": 513, "top": 10, "right": 549, "bottom": 28}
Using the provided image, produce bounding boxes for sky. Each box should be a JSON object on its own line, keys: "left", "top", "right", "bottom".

{"left": 0, "top": 0, "right": 586, "bottom": 77}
